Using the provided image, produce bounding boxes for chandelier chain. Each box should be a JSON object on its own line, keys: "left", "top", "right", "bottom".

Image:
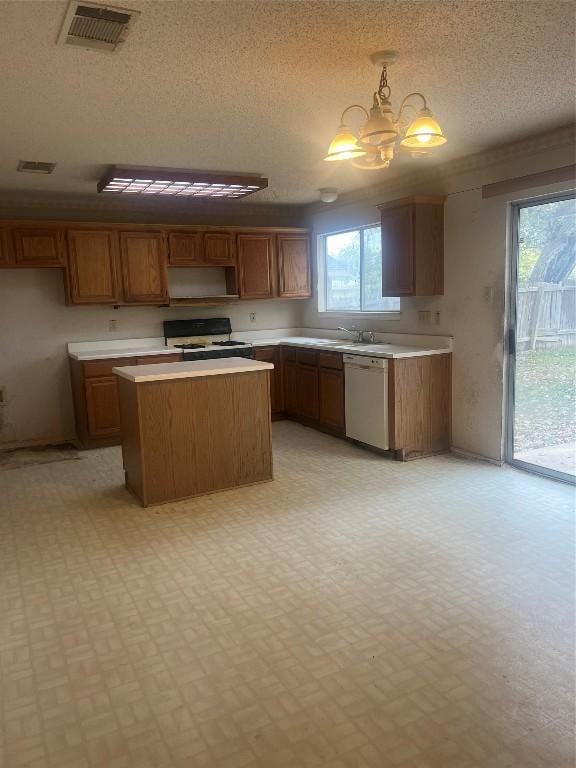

{"left": 378, "top": 65, "right": 391, "bottom": 101}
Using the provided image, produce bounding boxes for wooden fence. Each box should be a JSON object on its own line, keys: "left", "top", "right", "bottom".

{"left": 517, "top": 283, "right": 576, "bottom": 350}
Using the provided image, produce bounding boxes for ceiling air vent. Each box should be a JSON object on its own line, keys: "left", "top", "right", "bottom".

{"left": 57, "top": 1, "right": 140, "bottom": 52}
{"left": 17, "top": 161, "right": 56, "bottom": 174}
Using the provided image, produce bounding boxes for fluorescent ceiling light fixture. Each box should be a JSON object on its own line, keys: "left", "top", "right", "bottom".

{"left": 98, "top": 166, "right": 268, "bottom": 199}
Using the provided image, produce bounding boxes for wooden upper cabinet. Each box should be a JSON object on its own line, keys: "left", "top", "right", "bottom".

{"left": 119, "top": 231, "right": 168, "bottom": 303}
{"left": 67, "top": 230, "right": 120, "bottom": 304}
{"left": 381, "top": 204, "right": 414, "bottom": 296}
{"left": 168, "top": 232, "right": 203, "bottom": 266}
{"left": 204, "top": 232, "right": 236, "bottom": 266}
{"left": 277, "top": 234, "right": 311, "bottom": 298}
{"left": 379, "top": 196, "right": 444, "bottom": 297}
{"left": 237, "top": 234, "right": 275, "bottom": 299}
{"left": 12, "top": 227, "right": 65, "bottom": 267}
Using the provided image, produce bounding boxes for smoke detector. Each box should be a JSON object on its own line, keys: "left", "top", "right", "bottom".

{"left": 319, "top": 188, "right": 338, "bottom": 203}
{"left": 17, "top": 160, "right": 56, "bottom": 174}
{"left": 57, "top": 1, "right": 140, "bottom": 52}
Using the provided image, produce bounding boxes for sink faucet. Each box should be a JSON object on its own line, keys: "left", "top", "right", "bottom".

{"left": 337, "top": 326, "right": 375, "bottom": 344}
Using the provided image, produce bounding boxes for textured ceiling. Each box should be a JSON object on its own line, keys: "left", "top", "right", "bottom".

{"left": 0, "top": 0, "right": 574, "bottom": 205}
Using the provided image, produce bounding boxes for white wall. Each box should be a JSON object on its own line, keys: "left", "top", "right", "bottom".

{"left": 0, "top": 269, "right": 301, "bottom": 446}
{"left": 303, "top": 141, "right": 575, "bottom": 462}
{"left": 1, "top": 137, "right": 573, "bottom": 459}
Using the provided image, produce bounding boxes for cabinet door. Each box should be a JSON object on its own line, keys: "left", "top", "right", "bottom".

{"left": 319, "top": 367, "right": 345, "bottom": 432}
{"left": 0, "top": 229, "right": 11, "bottom": 266}
{"left": 297, "top": 364, "right": 319, "bottom": 421}
{"left": 284, "top": 360, "right": 299, "bottom": 417}
{"left": 12, "top": 227, "right": 64, "bottom": 267}
{"left": 67, "top": 230, "right": 121, "bottom": 304}
{"left": 168, "top": 232, "right": 203, "bottom": 266}
{"left": 277, "top": 235, "right": 311, "bottom": 298}
{"left": 237, "top": 234, "right": 275, "bottom": 299}
{"left": 381, "top": 204, "right": 414, "bottom": 296}
{"left": 253, "top": 346, "right": 284, "bottom": 415}
{"left": 84, "top": 376, "right": 121, "bottom": 437}
{"left": 119, "top": 232, "right": 168, "bottom": 303}
{"left": 204, "top": 232, "right": 236, "bottom": 266}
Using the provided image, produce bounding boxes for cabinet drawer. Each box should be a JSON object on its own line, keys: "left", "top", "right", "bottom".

{"left": 82, "top": 357, "right": 134, "bottom": 378}
{"left": 252, "top": 346, "right": 277, "bottom": 363}
{"left": 318, "top": 351, "right": 343, "bottom": 370}
{"left": 136, "top": 353, "right": 182, "bottom": 365}
{"left": 282, "top": 346, "right": 297, "bottom": 362}
{"left": 296, "top": 348, "right": 318, "bottom": 366}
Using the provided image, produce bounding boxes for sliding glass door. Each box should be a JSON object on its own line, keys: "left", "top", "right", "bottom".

{"left": 507, "top": 193, "right": 576, "bottom": 482}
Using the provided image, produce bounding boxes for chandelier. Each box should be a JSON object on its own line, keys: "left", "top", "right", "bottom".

{"left": 324, "top": 51, "right": 447, "bottom": 170}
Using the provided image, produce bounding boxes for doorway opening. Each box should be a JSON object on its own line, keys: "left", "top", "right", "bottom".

{"left": 507, "top": 193, "right": 576, "bottom": 482}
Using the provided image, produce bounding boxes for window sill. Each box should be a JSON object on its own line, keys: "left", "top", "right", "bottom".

{"left": 319, "top": 310, "right": 402, "bottom": 319}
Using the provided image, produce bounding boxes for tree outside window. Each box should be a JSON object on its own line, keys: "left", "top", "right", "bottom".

{"left": 323, "top": 225, "right": 400, "bottom": 312}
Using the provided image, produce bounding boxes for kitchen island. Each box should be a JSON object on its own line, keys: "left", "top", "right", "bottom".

{"left": 114, "top": 358, "right": 274, "bottom": 506}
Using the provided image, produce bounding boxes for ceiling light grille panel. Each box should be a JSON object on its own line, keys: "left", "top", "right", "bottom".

{"left": 58, "top": 2, "right": 139, "bottom": 52}
{"left": 97, "top": 167, "right": 268, "bottom": 200}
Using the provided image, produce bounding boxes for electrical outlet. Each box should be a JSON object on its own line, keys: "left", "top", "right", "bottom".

{"left": 249, "top": 312, "right": 256, "bottom": 323}
{"left": 0, "top": 386, "right": 7, "bottom": 406}
{"left": 418, "top": 310, "right": 431, "bottom": 325}
{"left": 483, "top": 286, "right": 494, "bottom": 304}
{"left": 109, "top": 319, "right": 118, "bottom": 332}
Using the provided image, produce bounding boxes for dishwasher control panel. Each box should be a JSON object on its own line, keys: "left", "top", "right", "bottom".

{"left": 343, "top": 354, "right": 388, "bottom": 368}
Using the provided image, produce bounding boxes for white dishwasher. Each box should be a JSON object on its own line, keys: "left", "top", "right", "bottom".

{"left": 344, "top": 354, "right": 389, "bottom": 450}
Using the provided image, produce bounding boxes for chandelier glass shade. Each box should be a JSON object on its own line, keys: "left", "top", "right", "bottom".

{"left": 324, "top": 51, "right": 446, "bottom": 170}
{"left": 324, "top": 123, "right": 367, "bottom": 161}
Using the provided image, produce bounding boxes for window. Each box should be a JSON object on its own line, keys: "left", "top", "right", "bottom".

{"left": 320, "top": 225, "right": 400, "bottom": 313}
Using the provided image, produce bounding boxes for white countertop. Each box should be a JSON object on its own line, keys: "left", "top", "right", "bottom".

{"left": 250, "top": 337, "right": 450, "bottom": 358}
{"left": 69, "top": 344, "right": 178, "bottom": 361}
{"left": 69, "top": 330, "right": 452, "bottom": 361}
{"left": 113, "top": 357, "right": 274, "bottom": 383}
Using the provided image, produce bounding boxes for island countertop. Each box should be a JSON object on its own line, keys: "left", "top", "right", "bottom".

{"left": 113, "top": 357, "right": 274, "bottom": 383}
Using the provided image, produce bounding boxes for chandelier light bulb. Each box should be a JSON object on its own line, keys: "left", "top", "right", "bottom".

{"left": 400, "top": 108, "right": 447, "bottom": 149}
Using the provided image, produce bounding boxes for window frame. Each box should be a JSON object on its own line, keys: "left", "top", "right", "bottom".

{"left": 318, "top": 223, "right": 401, "bottom": 315}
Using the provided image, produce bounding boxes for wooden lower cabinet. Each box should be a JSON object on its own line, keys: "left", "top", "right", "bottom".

{"left": 0, "top": 228, "right": 11, "bottom": 266}
{"left": 281, "top": 347, "right": 342, "bottom": 432}
{"left": 280, "top": 345, "right": 450, "bottom": 456}
{"left": 85, "top": 377, "right": 122, "bottom": 438}
{"left": 318, "top": 367, "right": 345, "bottom": 432}
{"left": 283, "top": 359, "right": 299, "bottom": 417}
{"left": 388, "top": 354, "right": 451, "bottom": 459}
{"left": 297, "top": 364, "right": 319, "bottom": 421}
{"left": 70, "top": 353, "right": 181, "bottom": 447}
{"left": 252, "top": 346, "right": 284, "bottom": 417}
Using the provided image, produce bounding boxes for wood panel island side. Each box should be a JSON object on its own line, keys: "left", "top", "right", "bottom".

{"left": 113, "top": 358, "right": 274, "bottom": 506}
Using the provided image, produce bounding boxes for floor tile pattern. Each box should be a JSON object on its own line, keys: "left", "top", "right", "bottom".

{"left": 1, "top": 422, "right": 574, "bottom": 768}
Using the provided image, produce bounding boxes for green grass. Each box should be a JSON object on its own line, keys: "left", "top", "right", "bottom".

{"left": 514, "top": 346, "right": 576, "bottom": 451}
